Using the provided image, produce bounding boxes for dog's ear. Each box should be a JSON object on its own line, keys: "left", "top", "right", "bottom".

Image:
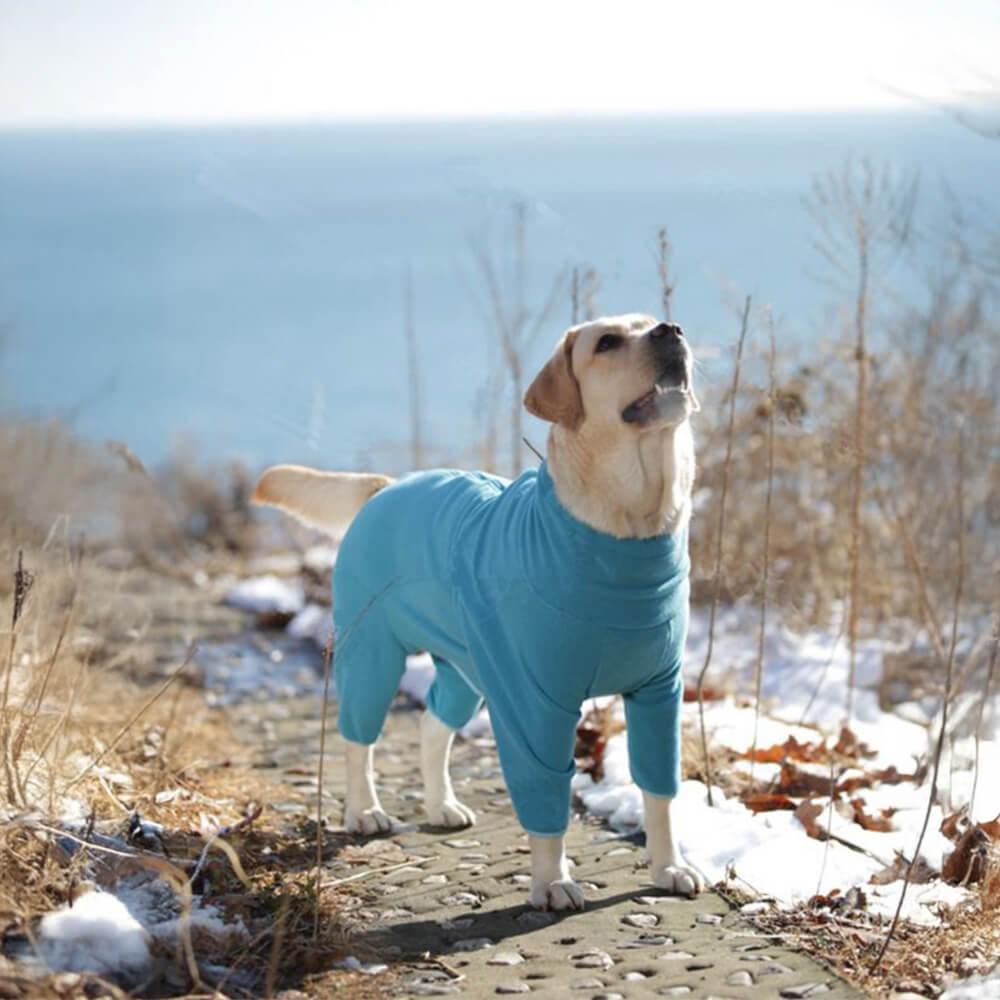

{"left": 524, "top": 330, "right": 583, "bottom": 428}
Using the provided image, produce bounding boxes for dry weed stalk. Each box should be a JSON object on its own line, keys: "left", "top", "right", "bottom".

{"left": 656, "top": 226, "right": 676, "bottom": 321}
{"left": 403, "top": 266, "right": 425, "bottom": 471}
{"left": 314, "top": 632, "right": 334, "bottom": 940}
{"left": 969, "top": 614, "right": 1000, "bottom": 818}
{"left": 748, "top": 319, "right": 777, "bottom": 789}
{"left": 696, "top": 295, "right": 750, "bottom": 806}
{"left": 869, "top": 425, "right": 966, "bottom": 977}
{"left": 469, "top": 200, "right": 567, "bottom": 476}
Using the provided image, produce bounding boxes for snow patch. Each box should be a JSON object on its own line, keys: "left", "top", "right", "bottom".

{"left": 224, "top": 575, "right": 304, "bottom": 614}
{"left": 38, "top": 891, "right": 151, "bottom": 981}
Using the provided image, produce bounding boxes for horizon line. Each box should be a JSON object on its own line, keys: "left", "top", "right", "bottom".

{"left": 0, "top": 104, "right": 952, "bottom": 134}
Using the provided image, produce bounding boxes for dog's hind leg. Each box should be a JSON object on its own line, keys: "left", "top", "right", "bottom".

{"left": 344, "top": 740, "right": 394, "bottom": 835}
{"left": 420, "top": 711, "right": 476, "bottom": 828}
{"left": 421, "top": 658, "right": 482, "bottom": 827}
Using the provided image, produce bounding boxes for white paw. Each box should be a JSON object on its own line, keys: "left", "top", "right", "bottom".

{"left": 424, "top": 797, "right": 476, "bottom": 828}
{"left": 651, "top": 863, "right": 703, "bottom": 897}
{"left": 344, "top": 805, "right": 394, "bottom": 835}
{"left": 530, "top": 879, "right": 586, "bottom": 911}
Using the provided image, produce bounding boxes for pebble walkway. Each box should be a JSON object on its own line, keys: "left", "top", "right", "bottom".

{"left": 245, "top": 696, "right": 866, "bottom": 1000}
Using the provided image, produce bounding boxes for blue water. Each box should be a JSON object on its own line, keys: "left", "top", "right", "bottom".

{"left": 0, "top": 113, "right": 995, "bottom": 472}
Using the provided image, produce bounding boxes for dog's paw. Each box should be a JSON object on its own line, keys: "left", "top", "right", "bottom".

{"left": 530, "top": 878, "right": 586, "bottom": 912}
{"left": 651, "top": 863, "right": 703, "bottom": 898}
{"left": 424, "top": 797, "right": 476, "bottom": 828}
{"left": 344, "top": 806, "right": 394, "bottom": 836}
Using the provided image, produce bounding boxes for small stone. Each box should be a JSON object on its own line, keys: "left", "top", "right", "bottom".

{"left": 606, "top": 846, "right": 634, "bottom": 856}
{"left": 444, "top": 838, "right": 482, "bottom": 848}
{"left": 780, "top": 986, "right": 831, "bottom": 999}
{"left": 571, "top": 978, "right": 605, "bottom": 990}
{"left": 695, "top": 913, "right": 723, "bottom": 925}
{"left": 657, "top": 989, "right": 692, "bottom": 997}
{"left": 657, "top": 951, "right": 695, "bottom": 961}
{"left": 685, "top": 960, "right": 714, "bottom": 971}
{"left": 623, "top": 971, "right": 649, "bottom": 980}
{"left": 487, "top": 952, "right": 525, "bottom": 967}
{"left": 758, "top": 962, "right": 793, "bottom": 977}
{"left": 508, "top": 874, "right": 532, "bottom": 884}
{"left": 495, "top": 983, "right": 530, "bottom": 994}
{"left": 379, "top": 907, "right": 413, "bottom": 919}
{"left": 740, "top": 901, "right": 769, "bottom": 915}
{"left": 592, "top": 994, "right": 625, "bottom": 1000}
{"left": 451, "top": 937, "right": 494, "bottom": 952}
{"left": 441, "top": 892, "right": 481, "bottom": 907}
{"left": 516, "top": 910, "right": 555, "bottom": 929}
{"left": 634, "top": 895, "right": 672, "bottom": 904}
{"left": 441, "top": 917, "right": 474, "bottom": 931}
{"left": 571, "top": 949, "right": 614, "bottom": 970}
{"left": 622, "top": 912, "right": 659, "bottom": 928}
{"left": 457, "top": 863, "right": 486, "bottom": 872}
{"left": 384, "top": 866, "right": 427, "bottom": 883}
{"left": 462, "top": 852, "right": 490, "bottom": 860}
{"left": 621, "top": 935, "right": 671, "bottom": 948}
{"left": 727, "top": 970, "right": 754, "bottom": 986}
{"left": 423, "top": 874, "right": 449, "bottom": 884}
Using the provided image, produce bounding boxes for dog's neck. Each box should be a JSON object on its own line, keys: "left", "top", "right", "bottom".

{"left": 545, "top": 421, "right": 695, "bottom": 539}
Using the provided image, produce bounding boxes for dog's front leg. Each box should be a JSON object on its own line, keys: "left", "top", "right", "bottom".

{"left": 643, "top": 792, "right": 702, "bottom": 897}
{"left": 420, "top": 711, "right": 476, "bottom": 828}
{"left": 343, "top": 739, "right": 393, "bottom": 835}
{"left": 529, "top": 835, "right": 585, "bottom": 911}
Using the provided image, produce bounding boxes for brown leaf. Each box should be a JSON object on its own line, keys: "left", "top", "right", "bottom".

{"left": 836, "top": 765, "right": 917, "bottom": 794}
{"left": 833, "top": 726, "right": 876, "bottom": 759}
{"left": 850, "top": 797, "right": 895, "bottom": 832}
{"left": 778, "top": 761, "right": 834, "bottom": 797}
{"left": 794, "top": 800, "right": 825, "bottom": 840}
{"left": 743, "top": 791, "right": 798, "bottom": 813}
{"left": 942, "top": 816, "right": 1000, "bottom": 885}
{"left": 940, "top": 809, "right": 967, "bottom": 843}
{"left": 738, "top": 735, "right": 828, "bottom": 765}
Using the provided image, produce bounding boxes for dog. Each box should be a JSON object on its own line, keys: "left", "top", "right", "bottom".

{"left": 252, "top": 313, "right": 703, "bottom": 909}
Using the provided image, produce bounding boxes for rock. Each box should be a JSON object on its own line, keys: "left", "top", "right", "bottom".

{"left": 441, "top": 892, "right": 481, "bottom": 907}
{"left": 657, "top": 989, "right": 692, "bottom": 996}
{"left": 657, "top": 951, "right": 695, "bottom": 961}
{"left": 422, "top": 874, "right": 448, "bottom": 884}
{"left": 695, "top": 913, "right": 723, "bottom": 924}
{"left": 621, "top": 912, "right": 659, "bottom": 928}
{"left": 516, "top": 911, "right": 555, "bottom": 929}
{"left": 726, "top": 970, "right": 754, "bottom": 986}
{"left": 621, "top": 935, "right": 672, "bottom": 948}
{"left": 451, "top": 937, "right": 494, "bottom": 952}
{"left": 571, "top": 978, "right": 606, "bottom": 990}
{"left": 444, "top": 838, "right": 482, "bottom": 848}
{"left": 571, "top": 949, "right": 614, "bottom": 969}
{"left": 495, "top": 983, "right": 530, "bottom": 994}
{"left": 780, "top": 986, "right": 831, "bottom": 998}
{"left": 487, "top": 952, "right": 525, "bottom": 966}
{"left": 759, "top": 961, "right": 793, "bottom": 976}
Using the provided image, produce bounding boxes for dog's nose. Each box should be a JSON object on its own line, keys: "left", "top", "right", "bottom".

{"left": 649, "top": 322, "right": 684, "bottom": 340}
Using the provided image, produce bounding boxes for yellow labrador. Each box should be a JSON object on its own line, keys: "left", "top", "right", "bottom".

{"left": 253, "top": 313, "right": 702, "bottom": 908}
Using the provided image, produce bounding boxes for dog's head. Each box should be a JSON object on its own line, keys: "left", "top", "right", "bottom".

{"left": 525, "top": 313, "right": 699, "bottom": 436}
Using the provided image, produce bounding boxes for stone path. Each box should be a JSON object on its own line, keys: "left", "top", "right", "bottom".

{"left": 243, "top": 695, "right": 866, "bottom": 1000}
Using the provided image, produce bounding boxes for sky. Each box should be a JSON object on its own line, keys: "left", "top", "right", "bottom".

{"left": 1, "top": 0, "right": 998, "bottom": 127}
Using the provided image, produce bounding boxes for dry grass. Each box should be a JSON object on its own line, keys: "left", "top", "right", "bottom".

{"left": 0, "top": 430, "right": 370, "bottom": 998}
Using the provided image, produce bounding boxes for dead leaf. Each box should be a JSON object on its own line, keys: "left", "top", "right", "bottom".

{"left": 743, "top": 791, "right": 798, "bottom": 812}
{"left": 942, "top": 815, "right": 1000, "bottom": 885}
{"left": 850, "top": 797, "right": 895, "bottom": 832}
{"left": 794, "top": 800, "right": 825, "bottom": 839}
{"left": 778, "top": 761, "right": 834, "bottom": 797}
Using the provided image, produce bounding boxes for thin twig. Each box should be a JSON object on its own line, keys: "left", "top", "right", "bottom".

{"left": 749, "top": 317, "right": 777, "bottom": 788}
{"left": 314, "top": 632, "right": 334, "bottom": 940}
{"left": 868, "top": 425, "right": 966, "bottom": 977}
{"left": 696, "top": 294, "right": 750, "bottom": 806}
{"left": 66, "top": 644, "right": 195, "bottom": 789}
{"left": 969, "top": 614, "right": 1000, "bottom": 818}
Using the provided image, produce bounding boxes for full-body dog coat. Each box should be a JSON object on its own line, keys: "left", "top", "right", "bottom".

{"left": 333, "top": 461, "right": 690, "bottom": 836}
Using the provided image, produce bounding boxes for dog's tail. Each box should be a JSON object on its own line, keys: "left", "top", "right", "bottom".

{"left": 251, "top": 465, "right": 394, "bottom": 537}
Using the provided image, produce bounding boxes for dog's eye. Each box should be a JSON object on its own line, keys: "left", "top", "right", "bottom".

{"left": 595, "top": 334, "right": 623, "bottom": 354}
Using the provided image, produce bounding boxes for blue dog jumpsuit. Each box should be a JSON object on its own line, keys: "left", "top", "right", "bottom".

{"left": 333, "top": 461, "right": 690, "bottom": 837}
